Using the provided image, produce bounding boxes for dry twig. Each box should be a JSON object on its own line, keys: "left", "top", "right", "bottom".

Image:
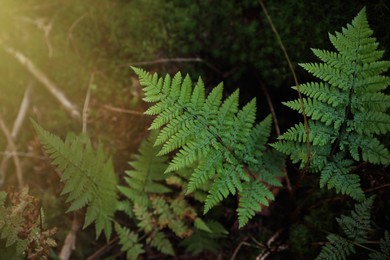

{"left": 1, "top": 44, "right": 81, "bottom": 120}
{"left": 59, "top": 215, "right": 81, "bottom": 260}
{"left": 0, "top": 117, "right": 24, "bottom": 188}
{"left": 0, "top": 83, "right": 32, "bottom": 188}
{"left": 258, "top": 0, "right": 311, "bottom": 171}
{"left": 103, "top": 104, "right": 145, "bottom": 116}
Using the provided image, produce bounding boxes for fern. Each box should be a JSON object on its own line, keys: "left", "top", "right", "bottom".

{"left": 369, "top": 231, "right": 390, "bottom": 260}
{"left": 180, "top": 220, "right": 228, "bottom": 255}
{"left": 0, "top": 187, "right": 57, "bottom": 259}
{"left": 133, "top": 67, "right": 284, "bottom": 228}
{"left": 117, "top": 130, "right": 171, "bottom": 207}
{"left": 114, "top": 223, "right": 144, "bottom": 260}
{"left": 273, "top": 8, "right": 390, "bottom": 200}
{"left": 32, "top": 121, "right": 118, "bottom": 239}
{"left": 316, "top": 196, "right": 374, "bottom": 259}
{"left": 117, "top": 131, "right": 217, "bottom": 257}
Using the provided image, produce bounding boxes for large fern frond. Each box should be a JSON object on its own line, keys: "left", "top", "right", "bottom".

{"left": 273, "top": 7, "right": 390, "bottom": 200}
{"left": 32, "top": 121, "right": 117, "bottom": 239}
{"left": 133, "top": 67, "right": 284, "bottom": 227}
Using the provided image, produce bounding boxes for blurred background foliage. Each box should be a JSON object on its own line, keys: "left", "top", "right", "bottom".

{"left": 0, "top": 0, "right": 389, "bottom": 258}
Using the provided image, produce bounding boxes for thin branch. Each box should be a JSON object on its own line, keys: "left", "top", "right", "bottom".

{"left": 0, "top": 83, "right": 31, "bottom": 188}
{"left": 103, "top": 104, "right": 145, "bottom": 116}
{"left": 365, "top": 183, "right": 390, "bottom": 193}
{"left": 66, "top": 13, "right": 88, "bottom": 56}
{"left": 59, "top": 215, "right": 81, "bottom": 260}
{"left": 230, "top": 238, "right": 262, "bottom": 260}
{"left": 258, "top": 0, "right": 311, "bottom": 171}
{"left": 129, "top": 57, "right": 221, "bottom": 73}
{"left": 129, "top": 57, "right": 201, "bottom": 65}
{"left": 82, "top": 73, "right": 95, "bottom": 133}
{"left": 0, "top": 117, "right": 24, "bottom": 188}
{"left": 1, "top": 44, "right": 81, "bottom": 120}
{"left": 86, "top": 237, "right": 119, "bottom": 260}
{"left": 0, "top": 151, "right": 46, "bottom": 160}
{"left": 12, "top": 82, "right": 33, "bottom": 139}
{"left": 15, "top": 16, "right": 54, "bottom": 57}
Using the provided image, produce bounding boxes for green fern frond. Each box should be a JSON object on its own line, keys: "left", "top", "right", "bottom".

{"left": 133, "top": 67, "right": 282, "bottom": 228}
{"left": 237, "top": 181, "right": 274, "bottom": 228}
{"left": 346, "top": 134, "right": 390, "bottom": 165}
{"left": 147, "top": 231, "right": 175, "bottom": 256}
{"left": 319, "top": 154, "right": 364, "bottom": 201}
{"left": 369, "top": 230, "right": 390, "bottom": 260}
{"left": 336, "top": 196, "right": 374, "bottom": 242}
{"left": 180, "top": 220, "right": 227, "bottom": 255}
{"left": 274, "top": 7, "right": 390, "bottom": 200}
{"left": 317, "top": 197, "right": 375, "bottom": 259}
{"left": 32, "top": 121, "right": 117, "bottom": 239}
{"left": 118, "top": 130, "right": 171, "bottom": 206}
{"left": 316, "top": 234, "right": 355, "bottom": 260}
{"left": 115, "top": 223, "right": 144, "bottom": 260}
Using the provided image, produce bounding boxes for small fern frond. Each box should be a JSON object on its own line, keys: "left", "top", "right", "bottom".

{"left": 147, "top": 231, "right": 175, "bottom": 256}
{"left": 203, "top": 168, "right": 242, "bottom": 213}
{"left": 317, "top": 197, "right": 375, "bottom": 259}
{"left": 0, "top": 188, "right": 57, "bottom": 258}
{"left": 369, "top": 230, "right": 390, "bottom": 260}
{"left": 319, "top": 154, "right": 364, "bottom": 201}
{"left": 115, "top": 223, "right": 144, "bottom": 260}
{"left": 336, "top": 196, "right": 374, "bottom": 243}
{"left": 316, "top": 234, "right": 355, "bottom": 260}
{"left": 237, "top": 181, "right": 274, "bottom": 228}
{"left": 32, "top": 121, "right": 117, "bottom": 239}
{"left": 118, "top": 130, "right": 171, "bottom": 207}
{"left": 180, "top": 220, "right": 227, "bottom": 255}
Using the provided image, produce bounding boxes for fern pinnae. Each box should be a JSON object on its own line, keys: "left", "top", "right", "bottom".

{"left": 32, "top": 120, "right": 117, "bottom": 239}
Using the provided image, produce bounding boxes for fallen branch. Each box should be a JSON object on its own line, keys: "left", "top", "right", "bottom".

{"left": 103, "top": 104, "right": 145, "bottom": 116}
{"left": 0, "top": 117, "right": 24, "bottom": 188}
{"left": 0, "top": 83, "right": 32, "bottom": 188}
{"left": 1, "top": 44, "right": 81, "bottom": 120}
{"left": 59, "top": 215, "right": 81, "bottom": 260}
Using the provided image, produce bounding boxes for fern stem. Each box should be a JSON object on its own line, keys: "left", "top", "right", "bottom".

{"left": 258, "top": 0, "right": 311, "bottom": 171}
